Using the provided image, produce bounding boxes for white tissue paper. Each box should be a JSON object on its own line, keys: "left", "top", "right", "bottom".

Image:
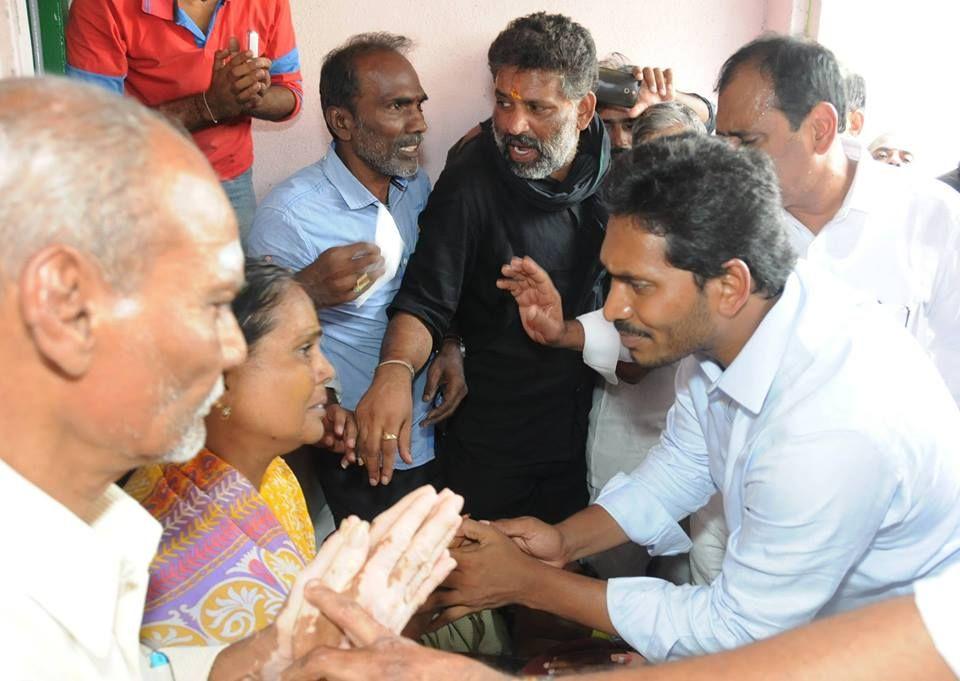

{"left": 354, "top": 203, "right": 404, "bottom": 307}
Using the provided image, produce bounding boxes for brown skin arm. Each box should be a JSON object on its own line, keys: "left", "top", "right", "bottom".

{"left": 576, "top": 595, "right": 952, "bottom": 681}
{"left": 208, "top": 624, "right": 280, "bottom": 680}
{"left": 420, "top": 337, "right": 468, "bottom": 426}
{"left": 154, "top": 92, "right": 223, "bottom": 132}
{"left": 555, "top": 504, "right": 632, "bottom": 563}
{"left": 354, "top": 312, "right": 434, "bottom": 485}
{"left": 279, "top": 591, "right": 952, "bottom": 681}
{"left": 522, "top": 564, "right": 614, "bottom": 634}
{"left": 427, "top": 518, "right": 617, "bottom": 634}
{"left": 155, "top": 40, "right": 295, "bottom": 131}
{"left": 629, "top": 67, "right": 711, "bottom": 125}
{"left": 248, "top": 84, "right": 297, "bottom": 121}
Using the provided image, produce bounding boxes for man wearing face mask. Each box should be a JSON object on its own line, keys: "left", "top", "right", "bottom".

{"left": 354, "top": 13, "right": 609, "bottom": 523}
{"left": 247, "top": 34, "right": 466, "bottom": 522}
{"left": 595, "top": 53, "right": 714, "bottom": 155}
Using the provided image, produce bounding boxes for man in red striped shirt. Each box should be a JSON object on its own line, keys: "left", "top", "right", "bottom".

{"left": 66, "top": 0, "right": 303, "bottom": 242}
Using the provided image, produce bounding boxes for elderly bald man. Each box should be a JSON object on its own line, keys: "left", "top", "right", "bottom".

{"left": 0, "top": 77, "right": 461, "bottom": 681}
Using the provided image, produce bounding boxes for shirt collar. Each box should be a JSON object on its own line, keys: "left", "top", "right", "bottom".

{"left": 142, "top": 0, "right": 228, "bottom": 20}
{"left": 0, "top": 458, "right": 161, "bottom": 659}
{"left": 321, "top": 141, "right": 410, "bottom": 211}
{"left": 832, "top": 137, "right": 877, "bottom": 221}
{"left": 784, "top": 138, "right": 876, "bottom": 243}
{"left": 698, "top": 267, "right": 803, "bottom": 415}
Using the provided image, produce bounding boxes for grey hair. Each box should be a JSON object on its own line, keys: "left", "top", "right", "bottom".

{"left": 0, "top": 77, "right": 197, "bottom": 291}
{"left": 843, "top": 70, "right": 866, "bottom": 111}
{"left": 488, "top": 13, "right": 597, "bottom": 99}
{"left": 633, "top": 101, "right": 708, "bottom": 144}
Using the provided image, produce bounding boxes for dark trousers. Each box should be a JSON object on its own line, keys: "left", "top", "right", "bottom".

{"left": 312, "top": 451, "right": 443, "bottom": 524}
{"left": 441, "top": 440, "right": 589, "bottom": 524}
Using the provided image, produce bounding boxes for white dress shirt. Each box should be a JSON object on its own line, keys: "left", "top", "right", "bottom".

{"left": 0, "top": 458, "right": 223, "bottom": 680}
{"left": 785, "top": 139, "right": 960, "bottom": 404}
{"left": 580, "top": 140, "right": 960, "bottom": 589}
{"left": 915, "top": 562, "right": 960, "bottom": 676}
{"left": 594, "top": 262, "right": 960, "bottom": 661}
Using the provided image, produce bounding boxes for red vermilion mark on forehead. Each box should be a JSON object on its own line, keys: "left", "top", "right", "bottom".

{"left": 510, "top": 88, "right": 522, "bottom": 101}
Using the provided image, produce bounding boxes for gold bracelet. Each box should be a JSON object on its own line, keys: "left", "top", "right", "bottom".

{"left": 376, "top": 359, "right": 415, "bottom": 379}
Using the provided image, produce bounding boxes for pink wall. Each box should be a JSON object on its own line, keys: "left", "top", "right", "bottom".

{"left": 250, "top": 0, "right": 772, "bottom": 198}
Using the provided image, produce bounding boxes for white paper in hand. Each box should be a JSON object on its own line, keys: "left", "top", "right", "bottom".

{"left": 354, "top": 203, "right": 404, "bottom": 307}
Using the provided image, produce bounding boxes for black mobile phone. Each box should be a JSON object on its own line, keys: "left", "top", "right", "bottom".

{"left": 596, "top": 67, "right": 640, "bottom": 108}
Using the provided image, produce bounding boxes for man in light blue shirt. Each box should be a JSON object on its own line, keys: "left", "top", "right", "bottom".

{"left": 247, "top": 33, "right": 464, "bottom": 521}
{"left": 424, "top": 135, "right": 960, "bottom": 662}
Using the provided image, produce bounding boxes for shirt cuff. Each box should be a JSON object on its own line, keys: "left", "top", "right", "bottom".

{"left": 162, "top": 644, "right": 228, "bottom": 681}
{"left": 915, "top": 566, "right": 960, "bottom": 676}
{"left": 606, "top": 576, "right": 677, "bottom": 662}
{"left": 578, "top": 309, "right": 627, "bottom": 385}
{"left": 594, "top": 472, "right": 692, "bottom": 556}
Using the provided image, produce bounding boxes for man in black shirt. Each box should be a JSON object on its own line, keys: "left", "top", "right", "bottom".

{"left": 354, "top": 12, "right": 611, "bottom": 523}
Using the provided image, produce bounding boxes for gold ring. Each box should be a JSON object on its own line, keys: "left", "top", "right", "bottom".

{"left": 354, "top": 272, "right": 371, "bottom": 294}
{"left": 381, "top": 432, "right": 398, "bottom": 441}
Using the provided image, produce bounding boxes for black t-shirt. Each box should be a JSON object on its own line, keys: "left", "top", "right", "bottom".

{"left": 390, "top": 120, "right": 610, "bottom": 468}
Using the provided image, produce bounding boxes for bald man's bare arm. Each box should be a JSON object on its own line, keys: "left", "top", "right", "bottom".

{"left": 574, "top": 596, "right": 952, "bottom": 681}
{"left": 283, "top": 593, "right": 952, "bottom": 681}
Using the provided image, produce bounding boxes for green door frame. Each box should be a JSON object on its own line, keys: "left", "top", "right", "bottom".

{"left": 27, "top": 0, "right": 70, "bottom": 74}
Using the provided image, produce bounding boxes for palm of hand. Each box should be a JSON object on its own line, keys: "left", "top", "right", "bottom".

{"left": 271, "top": 487, "right": 461, "bottom": 670}
{"left": 513, "top": 283, "right": 564, "bottom": 345}
{"left": 351, "top": 489, "right": 462, "bottom": 633}
{"left": 627, "top": 87, "right": 673, "bottom": 119}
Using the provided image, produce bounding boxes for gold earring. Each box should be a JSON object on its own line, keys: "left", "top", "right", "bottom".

{"left": 214, "top": 401, "right": 231, "bottom": 420}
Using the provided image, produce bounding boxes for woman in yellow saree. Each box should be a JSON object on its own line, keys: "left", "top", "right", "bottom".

{"left": 126, "top": 259, "right": 354, "bottom": 647}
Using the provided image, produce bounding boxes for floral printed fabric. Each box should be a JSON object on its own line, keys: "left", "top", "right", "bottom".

{"left": 125, "top": 450, "right": 315, "bottom": 646}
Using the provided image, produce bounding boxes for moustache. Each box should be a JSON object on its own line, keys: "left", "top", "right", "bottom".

{"left": 614, "top": 319, "right": 651, "bottom": 338}
{"left": 395, "top": 133, "right": 424, "bottom": 148}
{"left": 501, "top": 133, "right": 543, "bottom": 151}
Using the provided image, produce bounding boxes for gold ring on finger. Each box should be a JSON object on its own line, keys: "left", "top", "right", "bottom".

{"left": 354, "top": 272, "right": 371, "bottom": 294}
{"left": 381, "top": 432, "right": 398, "bottom": 441}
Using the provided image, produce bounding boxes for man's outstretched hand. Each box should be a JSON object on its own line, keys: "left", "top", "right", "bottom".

{"left": 497, "top": 256, "right": 583, "bottom": 350}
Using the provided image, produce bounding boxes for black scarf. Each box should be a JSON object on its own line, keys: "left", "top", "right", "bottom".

{"left": 481, "top": 113, "right": 611, "bottom": 212}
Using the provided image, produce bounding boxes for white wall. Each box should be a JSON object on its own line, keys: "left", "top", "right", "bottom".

{"left": 818, "top": 0, "right": 959, "bottom": 176}
{"left": 251, "top": 0, "right": 778, "bottom": 199}
{"left": 0, "top": 0, "right": 34, "bottom": 78}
